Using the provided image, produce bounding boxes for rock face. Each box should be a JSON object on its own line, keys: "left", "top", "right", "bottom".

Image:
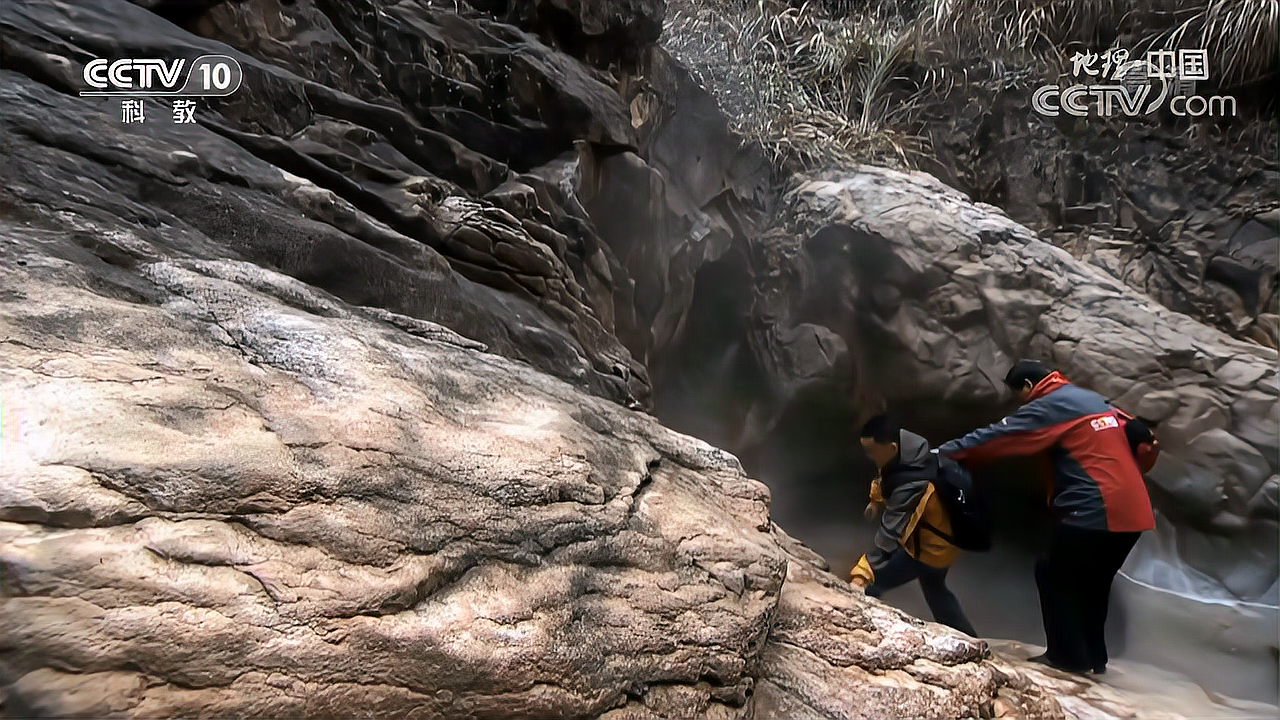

{"left": 2, "top": 0, "right": 660, "bottom": 409}
{"left": 2, "top": 225, "right": 1247, "bottom": 719}
{"left": 479, "top": 0, "right": 666, "bottom": 68}
{"left": 1, "top": 0, "right": 1276, "bottom": 714}
{"left": 662, "top": 0, "right": 1279, "bottom": 348}
{"left": 661, "top": 165, "right": 1279, "bottom": 601}
{"left": 594, "top": 45, "right": 773, "bottom": 371}
{"left": 912, "top": 75, "right": 1280, "bottom": 350}
{"left": 1, "top": 0, "right": 772, "bottom": 413}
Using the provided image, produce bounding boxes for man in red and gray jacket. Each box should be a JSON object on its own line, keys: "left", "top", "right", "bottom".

{"left": 938, "top": 360, "right": 1155, "bottom": 675}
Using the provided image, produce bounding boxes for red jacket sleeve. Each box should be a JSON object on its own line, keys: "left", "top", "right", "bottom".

{"left": 937, "top": 398, "right": 1073, "bottom": 465}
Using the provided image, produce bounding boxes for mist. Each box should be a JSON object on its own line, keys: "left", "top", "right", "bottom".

{"left": 656, "top": 363, "right": 1280, "bottom": 705}
{"left": 647, "top": 248, "right": 1276, "bottom": 704}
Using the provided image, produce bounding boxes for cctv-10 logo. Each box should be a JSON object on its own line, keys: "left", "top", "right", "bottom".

{"left": 80, "top": 54, "right": 243, "bottom": 97}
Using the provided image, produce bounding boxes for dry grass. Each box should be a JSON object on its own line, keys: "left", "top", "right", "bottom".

{"left": 920, "top": 0, "right": 1133, "bottom": 58}
{"left": 1147, "top": 0, "right": 1279, "bottom": 86}
{"left": 926, "top": 0, "right": 1280, "bottom": 86}
{"left": 664, "top": 0, "right": 929, "bottom": 172}
{"left": 663, "top": 0, "right": 1276, "bottom": 174}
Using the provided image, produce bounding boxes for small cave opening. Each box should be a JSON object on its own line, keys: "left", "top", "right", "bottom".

{"left": 651, "top": 248, "right": 762, "bottom": 453}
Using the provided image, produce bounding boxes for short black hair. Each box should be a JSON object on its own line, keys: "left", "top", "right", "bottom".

{"left": 860, "top": 414, "right": 900, "bottom": 444}
{"left": 1004, "top": 359, "right": 1052, "bottom": 390}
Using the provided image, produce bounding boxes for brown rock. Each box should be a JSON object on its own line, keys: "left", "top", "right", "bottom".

{"left": 1, "top": 247, "right": 1209, "bottom": 719}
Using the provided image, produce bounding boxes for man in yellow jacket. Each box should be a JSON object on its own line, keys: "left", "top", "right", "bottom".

{"left": 850, "top": 414, "right": 977, "bottom": 636}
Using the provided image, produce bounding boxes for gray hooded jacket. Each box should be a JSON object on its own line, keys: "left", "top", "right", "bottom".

{"left": 868, "top": 429, "right": 938, "bottom": 569}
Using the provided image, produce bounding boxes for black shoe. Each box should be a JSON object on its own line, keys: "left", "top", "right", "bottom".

{"left": 1028, "top": 653, "right": 1091, "bottom": 674}
{"left": 1091, "top": 663, "right": 1107, "bottom": 675}
{"left": 1027, "top": 652, "right": 1053, "bottom": 666}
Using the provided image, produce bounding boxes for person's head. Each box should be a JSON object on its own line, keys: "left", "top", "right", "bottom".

{"left": 859, "top": 413, "right": 900, "bottom": 469}
{"left": 1004, "top": 359, "right": 1053, "bottom": 402}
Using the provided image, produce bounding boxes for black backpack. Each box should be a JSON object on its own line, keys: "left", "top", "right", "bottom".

{"left": 922, "top": 454, "right": 993, "bottom": 552}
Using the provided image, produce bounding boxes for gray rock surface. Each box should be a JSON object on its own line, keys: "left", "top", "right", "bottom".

{"left": 1, "top": 0, "right": 653, "bottom": 408}
{"left": 662, "top": 1, "right": 1279, "bottom": 348}
{"left": 1, "top": 0, "right": 775, "bottom": 415}
{"left": 595, "top": 45, "right": 774, "bottom": 368}
{"left": 900, "top": 39, "right": 1280, "bottom": 349}
{"left": 687, "top": 166, "right": 1278, "bottom": 599}
{"left": 1, "top": 0, "right": 1275, "bottom": 714}
{"left": 0, "top": 228, "right": 1095, "bottom": 712}
{"left": 2, "top": 221, "right": 1242, "bottom": 718}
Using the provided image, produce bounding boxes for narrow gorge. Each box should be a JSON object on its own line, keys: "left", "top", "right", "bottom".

{"left": 1, "top": 0, "right": 1276, "bottom": 717}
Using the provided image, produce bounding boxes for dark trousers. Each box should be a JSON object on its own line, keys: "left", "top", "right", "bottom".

{"left": 1035, "top": 524, "right": 1140, "bottom": 670}
{"left": 866, "top": 548, "right": 978, "bottom": 637}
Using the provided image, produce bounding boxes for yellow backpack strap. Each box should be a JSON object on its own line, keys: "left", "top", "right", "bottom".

{"left": 900, "top": 482, "right": 934, "bottom": 545}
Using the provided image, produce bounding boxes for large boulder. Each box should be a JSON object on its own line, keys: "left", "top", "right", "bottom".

{"left": 1, "top": 223, "right": 1214, "bottom": 719}
{"left": 1, "top": 0, "right": 1274, "bottom": 710}
{"left": 0, "top": 0, "right": 780, "bottom": 414}
{"left": 662, "top": 0, "right": 1279, "bottom": 347}
{"left": 659, "top": 165, "right": 1278, "bottom": 601}
{"left": 0, "top": 0, "right": 655, "bottom": 408}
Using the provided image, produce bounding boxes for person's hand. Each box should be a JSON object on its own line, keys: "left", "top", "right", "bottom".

{"left": 863, "top": 502, "right": 882, "bottom": 521}
{"left": 850, "top": 555, "right": 874, "bottom": 590}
